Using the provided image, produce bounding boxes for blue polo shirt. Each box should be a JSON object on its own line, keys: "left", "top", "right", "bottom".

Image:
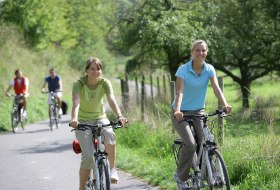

{"left": 172, "top": 60, "right": 215, "bottom": 110}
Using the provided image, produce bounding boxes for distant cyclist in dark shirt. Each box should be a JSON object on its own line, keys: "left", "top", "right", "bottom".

{"left": 41, "top": 68, "right": 63, "bottom": 116}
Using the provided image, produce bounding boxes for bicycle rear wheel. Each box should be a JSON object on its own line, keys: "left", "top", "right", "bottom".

{"left": 11, "top": 109, "right": 19, "bottom": 133}
{"left": 207, "top": 149, "right": 230, "bottom": 190}
{"left": 98, "top": 159, "right": 110, "bottom": 190}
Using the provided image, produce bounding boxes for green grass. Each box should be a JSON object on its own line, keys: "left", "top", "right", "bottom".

{"left": 113, "top": 73, "right": 280, "bottom": 189}
{"left": 115, "top": 117, "right": 280, "bottom": 190}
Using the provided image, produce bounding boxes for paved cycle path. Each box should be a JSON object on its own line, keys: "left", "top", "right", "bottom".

{"left": 0, "top": 115, "right": 159, "bottom": 190}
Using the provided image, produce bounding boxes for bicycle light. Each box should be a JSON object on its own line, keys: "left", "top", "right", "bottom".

{"left": 73, "top": 139, "right": 82, "bottom": 154}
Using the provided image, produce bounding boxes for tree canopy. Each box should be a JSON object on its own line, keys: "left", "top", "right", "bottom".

{"left": 1, "top": 0, "right": 279, "bottom": 108}
{"left": 107, "top": 0, "right": 280, "bottom": 108}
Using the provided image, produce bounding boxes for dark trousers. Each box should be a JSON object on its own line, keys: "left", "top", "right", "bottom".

{"left": 171, "top": 109, "right": 204, "bottom": 181}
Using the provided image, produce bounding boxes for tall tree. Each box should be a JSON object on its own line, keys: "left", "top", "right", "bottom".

{"left": 107, "top": 0, "right": 205, "bottom": 76}
{"left": 204, "top": 0, "right": 280, "bottom": 108}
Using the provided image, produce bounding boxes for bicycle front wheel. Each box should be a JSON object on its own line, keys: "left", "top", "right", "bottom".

{"left": 207, "top": 149, "right": 230, "bottom": 190}
{"left": 55, "top": 107, "right": 60, "bottom": 129}
{"left": 11, "top": 109, "right": 19, "bottom": 133}
{"left": 49, "top": 106, "right": 55, "bottom": 131}
{"left": 98, "top": 159, "right": 110, "bottom": 190}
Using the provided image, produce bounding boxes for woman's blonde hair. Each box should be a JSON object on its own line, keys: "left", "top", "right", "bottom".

{"left": 190, "top": 39, "right": 208, "bottom": 51}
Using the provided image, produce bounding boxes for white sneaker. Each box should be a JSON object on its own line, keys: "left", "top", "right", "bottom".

{"left": 110, "top": 168, "right": 119, "bottom": 183}
{"left": 59, "top": 108, "right": 63, "bottom": 115}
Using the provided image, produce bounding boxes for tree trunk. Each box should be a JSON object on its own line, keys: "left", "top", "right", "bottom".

{"left": 240, "top": 82, "right": 251, "bottom": 109}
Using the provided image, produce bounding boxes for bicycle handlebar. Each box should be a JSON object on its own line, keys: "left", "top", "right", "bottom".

{"left": 69, "top": 121, "right": 122, "bottom": 132}
{"left": 6, "top": 93, "right": 25, "bottom": 97}
{"left": 41, "top": 90, "right": 63, "bottom": 94}
{"left": 183, "top": 109, "right": 229, "bottom": 119}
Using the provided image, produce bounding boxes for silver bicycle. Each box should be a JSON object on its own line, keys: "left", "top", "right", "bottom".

{"left": 173, "top": 110, "right": 230, "bottom": 190}
{"left": 8, "top": 94, "right": 28, "bottom": 133}
{"left": 43, "top": 91, "right": 61, "bottom": 131}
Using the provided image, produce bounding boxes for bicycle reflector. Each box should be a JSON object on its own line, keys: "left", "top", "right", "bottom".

{"left": 72, "top": 139, "right": 82, "bottom": 154}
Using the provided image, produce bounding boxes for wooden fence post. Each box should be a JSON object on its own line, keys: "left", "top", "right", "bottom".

{"left": 218, "top": 76, "right": 224, "bottom": 145}
{"left": 125, "top": 75, "right": 129, "bottom": 110}
{"left": 135, "top": 77, "right": 139, "bottom": 105}
{"left": 141, "top": 75, "right": 145, "bottom": 120}
{"left": 157, "top": 76, "right": 160, "bottom": 100}
{"left": 170, "top": 81, "right": 175, "bottom": 104}
{"left": 150, "top": 75, "right": 155, "bottom": 115}
{"left": 170, "top": 81, "right": 176, "bottom": 133}
{"left": 163, "top": 75, "right": 167, "bottom": 102}
{"left": 120, "top": 79, "right": 126, "bottom": 111}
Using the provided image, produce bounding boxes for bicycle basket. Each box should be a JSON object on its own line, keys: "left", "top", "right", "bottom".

{"left": 73, "top": 139, "right": 82, "bottom": 154}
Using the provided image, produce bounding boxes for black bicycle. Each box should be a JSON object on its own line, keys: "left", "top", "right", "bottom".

{"left": 71, "top": 121, "right": 123, "bottom": 190}
{"left": 43, "top": 91, "right": 61, "bottom": 131}
{"left": 172, "top": 110, "right": 230, "bottom": 190}
{"left": 8, "top": 94, "right": 28, "bottom": 133}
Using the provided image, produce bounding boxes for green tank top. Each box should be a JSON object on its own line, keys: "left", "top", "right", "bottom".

{"left": 72, "top": 76, "right": 113, "bottom": 121}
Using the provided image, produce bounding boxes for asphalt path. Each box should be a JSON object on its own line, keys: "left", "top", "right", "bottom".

{"left": 0, "top": 115, "right": 159, "bottom": 190}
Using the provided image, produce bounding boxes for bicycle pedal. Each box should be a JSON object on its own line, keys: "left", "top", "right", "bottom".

{"left": 111, "top": 179, "right": 118, "bottom": 184}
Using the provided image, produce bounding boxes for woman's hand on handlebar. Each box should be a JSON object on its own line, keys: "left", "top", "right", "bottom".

{"left": 117, "top": 116, "right": 128, "bottom": 127}
{"left": 173, "top": 110, "right": 183, "bottom": 120}
{"left": 223, "top": 105, "right": 232, "bottom": 114}
{"left": 69, "top": 120, "right": 79, "bottom": 128}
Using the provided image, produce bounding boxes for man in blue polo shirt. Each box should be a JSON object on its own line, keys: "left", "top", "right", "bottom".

{"left": 41, "top": 68, "right": 63, "bottom": 116}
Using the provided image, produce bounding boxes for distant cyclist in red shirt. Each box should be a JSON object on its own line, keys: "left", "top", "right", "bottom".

{"left": 5, "top": 69, "right": 29, "bottom": 117}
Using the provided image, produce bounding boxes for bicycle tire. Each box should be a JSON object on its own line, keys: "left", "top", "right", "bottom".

{"left": 207, "top": 149, "right": 230, "bottom": 190}
{"left": 49, "top": 105, "right": 55, "bottom": 131}
{"left": 20, "top": 108, "right": 27, "bottom": 130}
{"left": 85, "top": 171, "right": 95, "bottom": 190}
{"left": 11, "top": 109, "right": 19, "bottom": 133}
{"left": 55, "top": 106, "right": 60, "bottom": 129}
{"left": 98, "top": 159, "right": 110, "bottom": 190}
